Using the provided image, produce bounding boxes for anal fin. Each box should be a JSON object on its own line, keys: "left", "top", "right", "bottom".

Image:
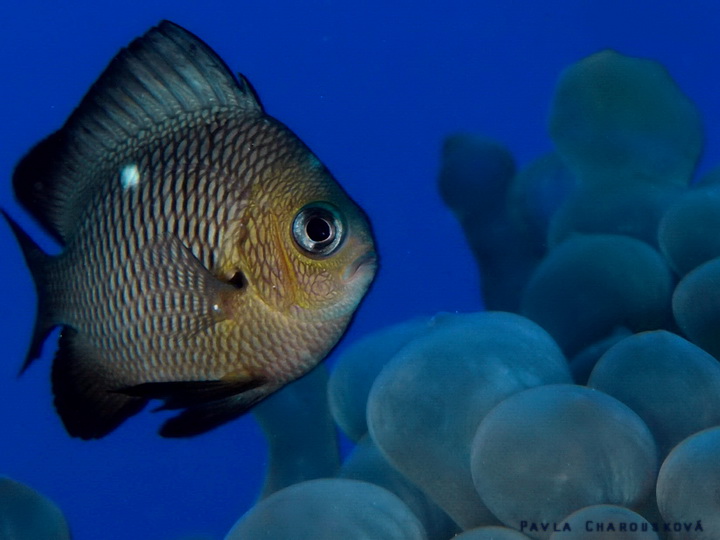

{"left": 52, "top": 328, "right": 146, "bottom": 439}
{"left": 118, "top": 375, "right": 270, "bottom": 437}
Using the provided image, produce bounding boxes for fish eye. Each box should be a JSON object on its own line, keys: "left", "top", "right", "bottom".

{"left": 292, "top": 203, "right": 345, "bottom": 256}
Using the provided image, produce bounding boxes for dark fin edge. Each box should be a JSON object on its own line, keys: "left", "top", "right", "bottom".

{"left": 52, "top": 328, "right": 147, "bottom": 439}
{"left": 159, "top": 391, "right": 268, "bottom": 438}
{"left": 116, "top": 370, "right": 269, "bottom": 438}
{"left": 1, "top": 210, "right": 56, "bottom": 373}
{"left": 11, "top": 135, "right": 69, "bottom": 245}
{"left": 118, "top": 377, "right": 269, "bottom": 437}
{"left": 118, "top": 377, "right": 265, "bottom": 410}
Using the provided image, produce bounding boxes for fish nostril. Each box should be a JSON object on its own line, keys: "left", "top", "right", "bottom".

{"left": 227, "top": 270, "right": 246, "bottom": 289}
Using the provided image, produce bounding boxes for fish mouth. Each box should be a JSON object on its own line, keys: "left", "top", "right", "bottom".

{"left": 343, "top": 250, "right": 378, "bottom": 283}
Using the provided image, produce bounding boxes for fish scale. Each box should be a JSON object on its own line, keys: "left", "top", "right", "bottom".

{"left": 66, "top": 129, "right": 239, "bottom": 333}
{"left": 3, "top": 21, "right": 376, "bottom": 438}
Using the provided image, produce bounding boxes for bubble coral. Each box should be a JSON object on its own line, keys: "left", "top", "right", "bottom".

{"left": 520, "top": 234, "right": 673, "bottom": 356}
{"left": 253, "top": 365, "right": 339, "bottom": 497}
{"left": 506, "top": 152, "right": 575, "bottom": 252}
{"left": 454, "top": 526, "right": 533, "bottom": 539}
{"left": 550, "top": 505, "right": 659, "bottom": 540}
{"left": 656, "top": 427, "right": 720, "bottom": 539}
{"left": 588, "top": 330, "right": 720, "bottom": 457}
{"left": 367, "top": 311, "right": 571, "bottom": 529}
{"left": 224, "top": 478, "right": 427, "bottom": 540}
{"left": 340, "top": 434, "right": 458, "bottom": 539}
{"left": 548, "top": 50, "right": 702, "bottom": 247}
{"left": 438, "top": 135, "right": 539, "bottom": 311}
{"left": 673, "top": 258, "right": 720, "bottom": 359}
{"left": 328, "top": 317, "right": 433, "bottom": 441}
{"left": 470, "top": 385, "right": 657, "bottom": 539}
{"left": 0, "top": 477, "right": 71, "bottom": 540}
{"left": 658, "top": 187, "right": 720, "bottom": 276}
{"left": 550, "top": 50, "right": 702, "bottom": 190}
{"left": 568, "top": 328, "right": 632, "bottom": 385}
{"left": 224, "top": 48, "right": 720, "bottom": 539}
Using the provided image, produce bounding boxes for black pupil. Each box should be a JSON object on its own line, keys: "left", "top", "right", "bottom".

{"left": 306, "top": 216, "right": 332, "bottom": 243}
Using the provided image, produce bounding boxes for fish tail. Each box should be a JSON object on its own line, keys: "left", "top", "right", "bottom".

{"left": 1, "top": 210, "right": 59, "bottom": 373}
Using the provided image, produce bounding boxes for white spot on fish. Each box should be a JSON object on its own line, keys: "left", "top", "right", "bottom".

{"left": 211, "top": 303, "right": 225, "bottom": 321}
{"left": 120, "top": 164, "right": 141, "bottom": 190}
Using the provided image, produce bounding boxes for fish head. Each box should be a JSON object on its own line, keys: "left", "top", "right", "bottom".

{"left": 224, "top": 148, "right": 377, "bottom": 322}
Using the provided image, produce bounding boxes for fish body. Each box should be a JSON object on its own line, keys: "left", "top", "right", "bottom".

{"left": 5, "top": 21, "right": 377, "bottom": 438}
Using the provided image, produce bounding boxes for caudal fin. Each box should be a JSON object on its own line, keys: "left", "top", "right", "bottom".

{"left": 2, "top": 210, "right": 58, "bottom": 373}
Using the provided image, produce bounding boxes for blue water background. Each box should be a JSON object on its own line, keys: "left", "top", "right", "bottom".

{"left": 1, "top": 1, "right": 719, "bottom": 539}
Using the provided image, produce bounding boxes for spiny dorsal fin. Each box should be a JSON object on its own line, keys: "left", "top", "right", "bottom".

{"left": 13, "top": 20, "right": 262, "bottom": 244}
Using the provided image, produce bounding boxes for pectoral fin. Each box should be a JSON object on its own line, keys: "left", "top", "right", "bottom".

{"left": 134, "top": 236, "right": 240, "bottom": 339}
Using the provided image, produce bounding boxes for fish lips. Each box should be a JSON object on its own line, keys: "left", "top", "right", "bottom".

{"left": 343, "top": 250, "right": 378, "bottom": 284}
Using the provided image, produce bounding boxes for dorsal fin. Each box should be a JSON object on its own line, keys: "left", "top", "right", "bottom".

{"left": 12, "top": 20, "right": 263, "bottom": 244}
